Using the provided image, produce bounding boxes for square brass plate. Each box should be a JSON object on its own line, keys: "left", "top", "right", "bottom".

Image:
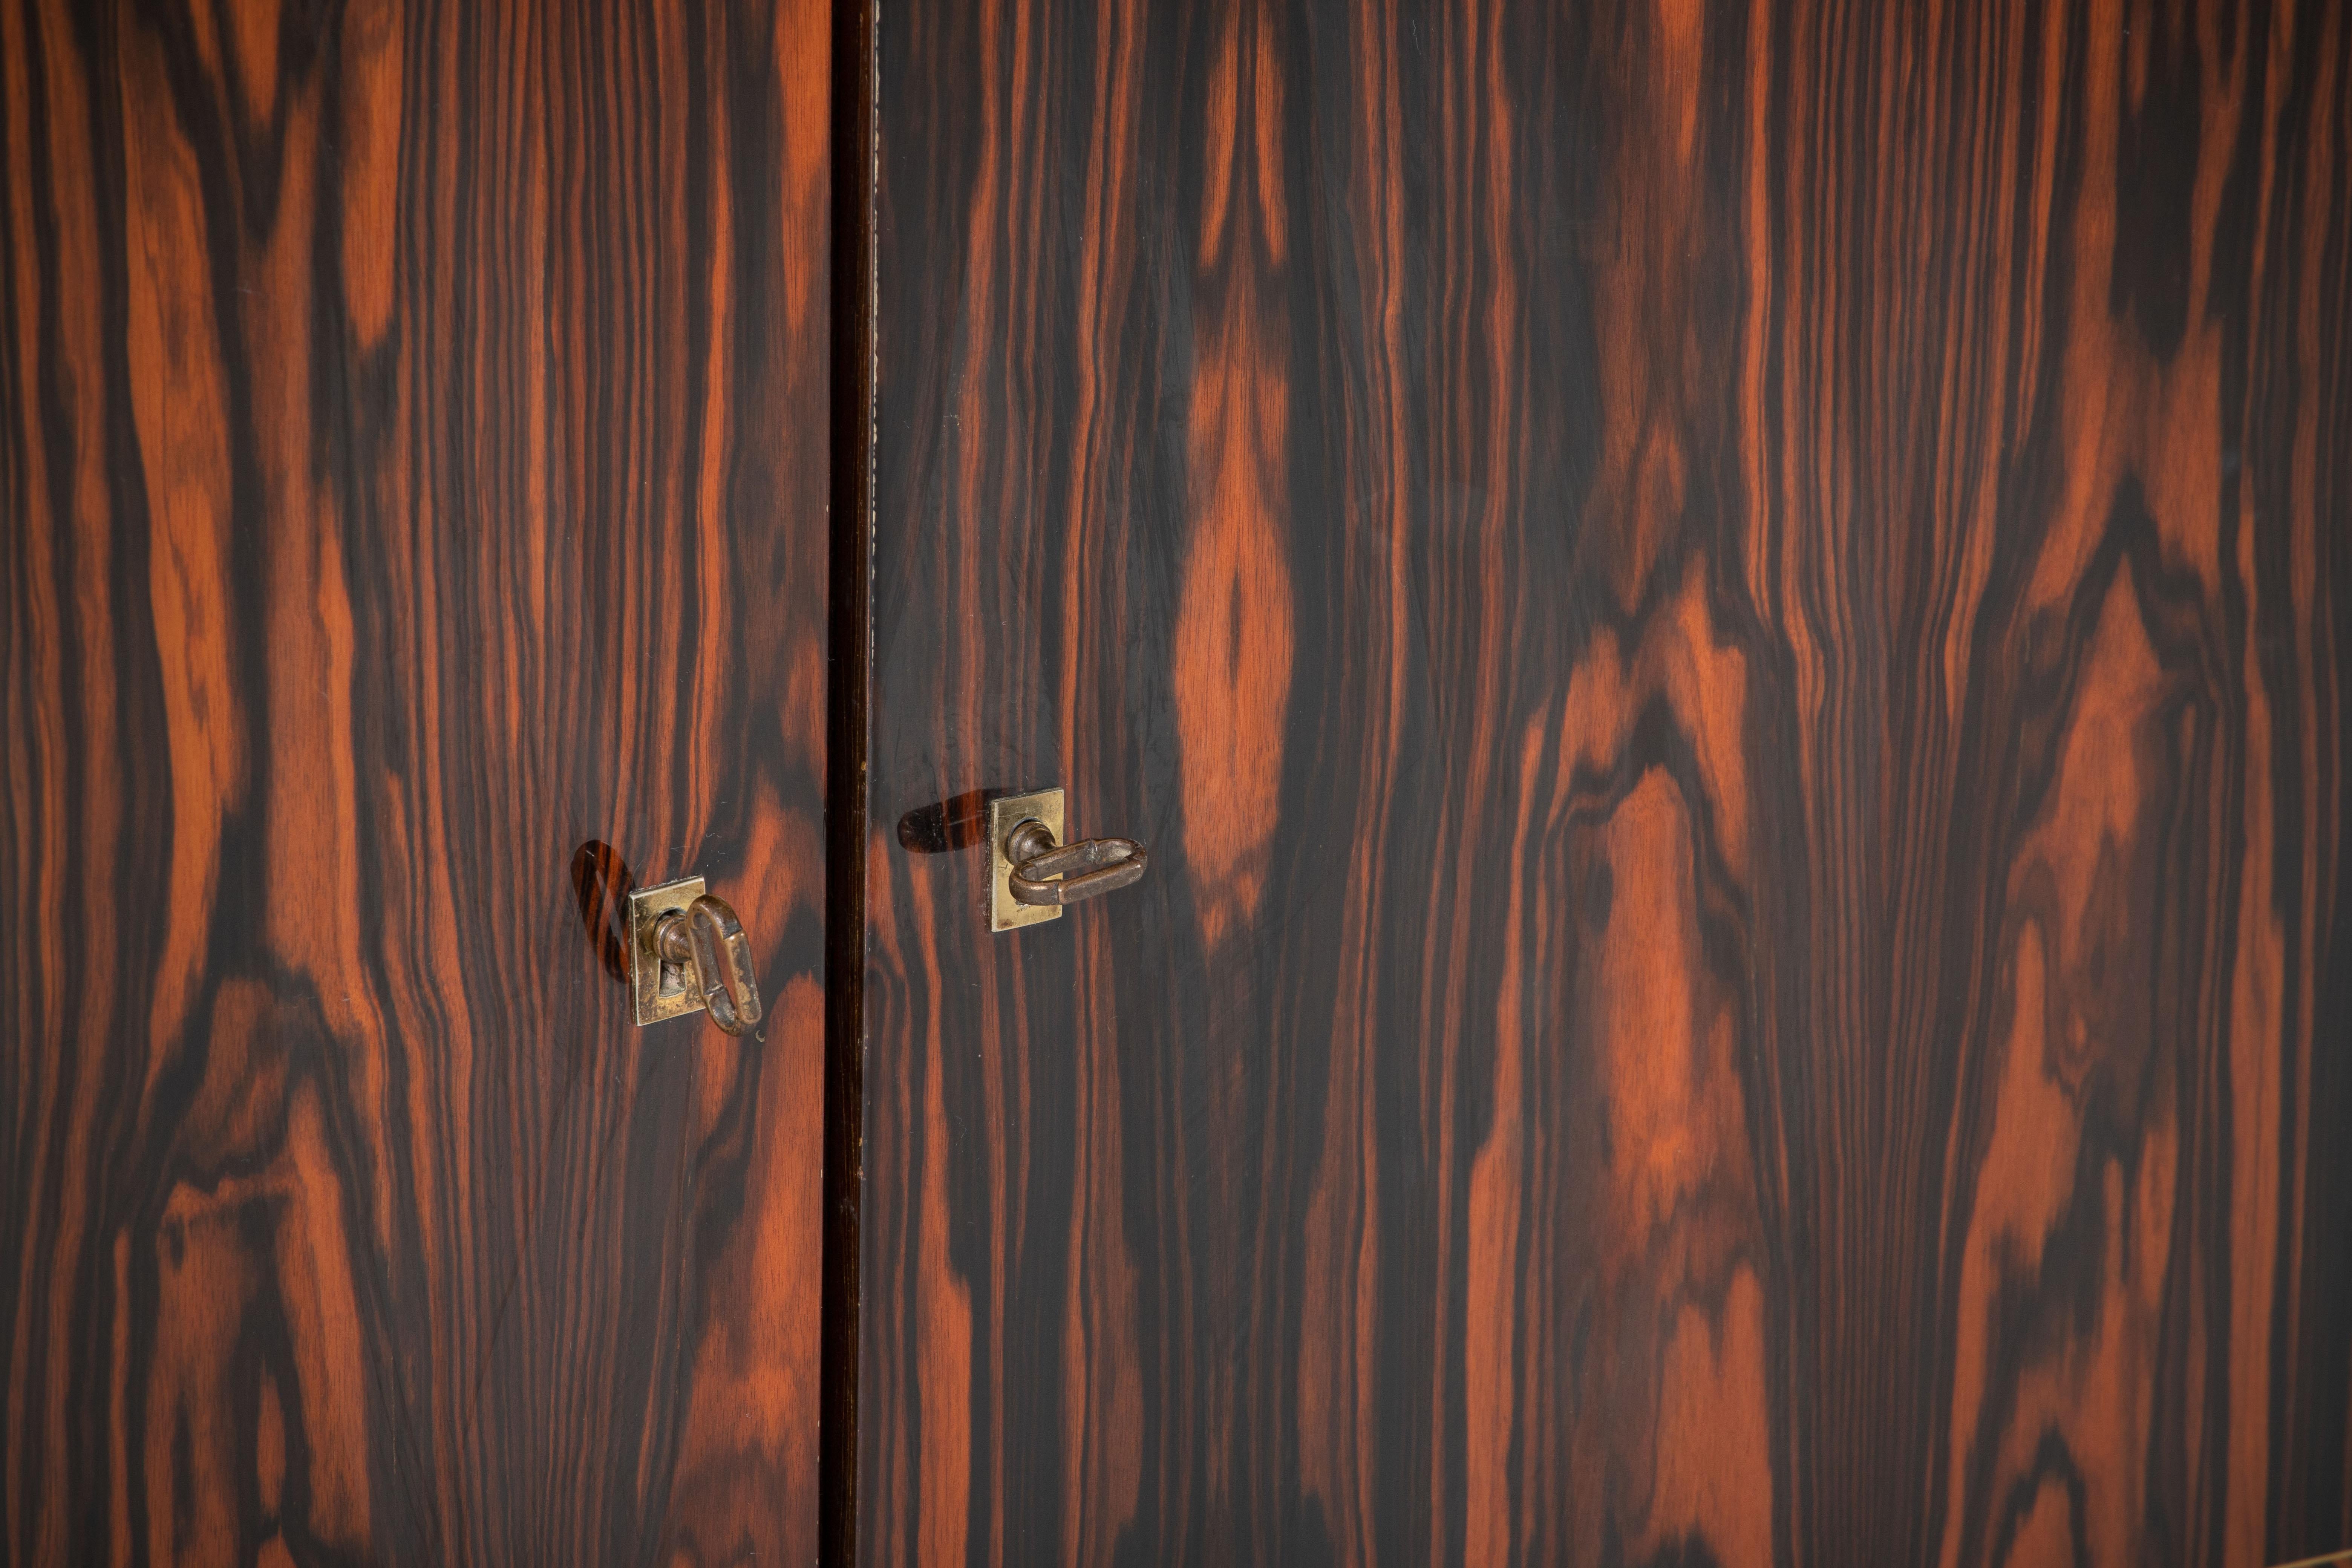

{"left": 629, "top": 874, "right": 707, "bottom": 1024}
{"left": 988, "top": 787, "right": 1066, "bottom": 933}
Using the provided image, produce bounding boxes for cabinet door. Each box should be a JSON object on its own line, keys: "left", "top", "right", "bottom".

{"left": 1, "top": 1, "right": 830, "bottom": 1561}
{"left": 857, "top": 2, "right": 2352, "bottom": 1563}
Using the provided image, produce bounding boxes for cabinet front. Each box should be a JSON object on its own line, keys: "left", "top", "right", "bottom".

{"left": 855, "top": 2, "right": 2352, "bottom": 1565}
{"left": 2, "top": 1, "right": 831, "bottom": 1561}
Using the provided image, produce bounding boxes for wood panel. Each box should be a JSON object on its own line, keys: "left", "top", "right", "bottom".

{"left": 1, "top": 0, "right": 830, "bottom": 1561}
{"left": 859, "top": 0, "right": 2352, "bottom": 1563}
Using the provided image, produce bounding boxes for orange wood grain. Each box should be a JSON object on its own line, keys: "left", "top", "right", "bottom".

{"left": 859, "top": 0, "right": 2352, "bottom": 1562}
{"left": 2, "top": 0, "right": 830, "bottom": 1561}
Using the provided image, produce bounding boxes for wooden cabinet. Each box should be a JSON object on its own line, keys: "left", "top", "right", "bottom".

{"left": 8, "top": 1, "right": 2352, "bottom": 1564}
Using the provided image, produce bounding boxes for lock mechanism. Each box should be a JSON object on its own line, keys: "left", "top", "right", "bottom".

{"left": 988, "top": 787, "right": 1148, "bottom": 932}
{"left": 628, "top": 875, "right": 763, "bottom": 1034}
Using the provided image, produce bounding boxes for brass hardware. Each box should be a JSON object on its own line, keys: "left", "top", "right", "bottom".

{"left": 629, "top": 876, "right": 707, "bottom": 1024}
{"left": 988, "top": 787, "right": 1148, "bottom": 933}
{"left": 988, "top": 791, "right": 1065, "bottom": 932}
{"left": 1006, "top": 820, "right": 1148, "bottom": 904}
{"left": 663, "top": 894, "right": 763, "bottom": 1035}
{"left": 628, "top": 875, "right": 763, "bottom": 1034}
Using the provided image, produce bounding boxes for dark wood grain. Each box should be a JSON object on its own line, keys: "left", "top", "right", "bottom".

{"left": 824, "top": 0, "right": 878, "bottom": 1558}
{"left": 0, "top": 0, "right": 830, "bottom": 1562}
{"left": 859, "top": 0, "right": 2352, "bottom": 1563}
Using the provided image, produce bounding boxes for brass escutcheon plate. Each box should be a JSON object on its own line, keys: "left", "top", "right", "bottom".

{"left": 628, "top": 874, "right": 707, "bottom": 1024}
{"left": 988, "top": 788, "right": 1066, "bottom": 933}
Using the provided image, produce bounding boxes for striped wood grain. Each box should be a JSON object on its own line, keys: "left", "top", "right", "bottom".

{"left": 2, "top": 0, "right": 831, "bottom": 1561}
{"left": 859, "top": 0, "right": 2352, "bottom": 1563}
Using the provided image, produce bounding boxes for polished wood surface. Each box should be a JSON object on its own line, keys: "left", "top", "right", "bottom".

{"left": 1, "top": 0, "right": 830, "bottom": 1561}
{"left": 860, "top": 0, "right": 2352, "bottom": 1563}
